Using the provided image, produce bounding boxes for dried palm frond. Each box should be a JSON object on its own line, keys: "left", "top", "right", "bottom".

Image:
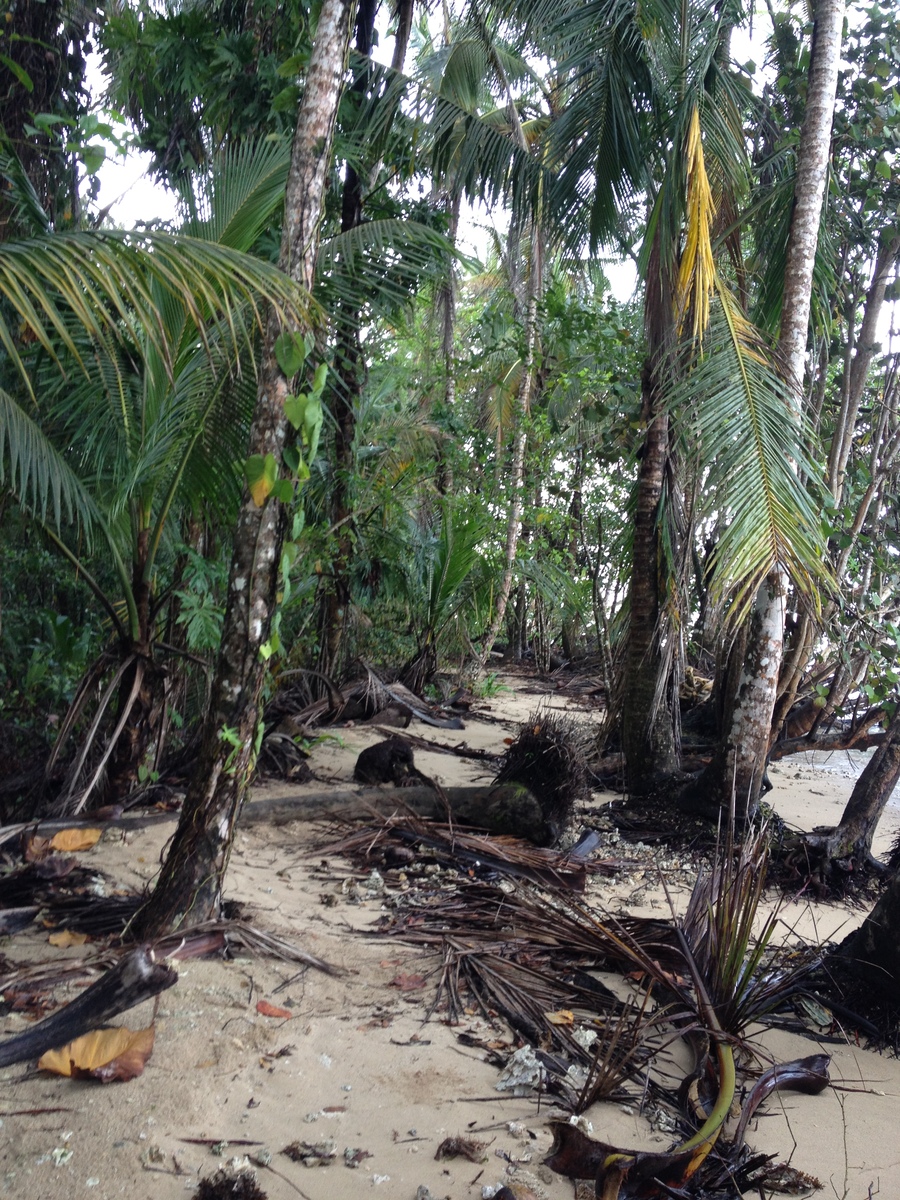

{"left": 153, "top": 920, "right": 339, "bottom": 976}
{"left": 681, "top": 823, "right": 815, "bottom": 1035}
{"left": 319, "top": 814, "right": 613, "bottom": 890}
{"left": 494, "top": 711, "right": 592, "bottom": 841}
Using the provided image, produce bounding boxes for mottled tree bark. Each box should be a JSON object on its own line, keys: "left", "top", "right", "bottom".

{"left": 316, "top": 0, "right": 411, "bottom": 679}
{"left": 702, "top": 0, "right": 844, "bottom": 819}
{"left": 133, "top": 0, "right": 353, "bottom": 938}
{"left": 622, "top": 367, "right": 679, "bottom": 795}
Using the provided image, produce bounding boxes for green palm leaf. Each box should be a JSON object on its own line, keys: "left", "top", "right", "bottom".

{"left": 318, "top": 219, "right": 471, "bottom": 315}
{"left": 0, "top": 230, "right": 310, "bottom": 398}
{"left": 178, "top": 135, "right": 291, "bottom": 252}
{"left": 0, "top": 385, "right": 100, "bottom": 533}
{"left": 668, "top": 293, "right": 829, "bottom": 616}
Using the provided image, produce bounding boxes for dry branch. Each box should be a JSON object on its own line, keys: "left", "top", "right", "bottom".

{"left": 0, "top": 947, "right": 177, "bottom": 1068}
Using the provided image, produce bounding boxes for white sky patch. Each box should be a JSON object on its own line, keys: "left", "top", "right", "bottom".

{"left": 86, "top": 51, "right": 179, "bottom": 227}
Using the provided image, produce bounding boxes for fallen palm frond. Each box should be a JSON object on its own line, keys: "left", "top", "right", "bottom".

{"left": 318, "top": 813, "right": 616, "bottom": 891}
{"left": 342, "top": 823, "right": 830, "bottom": 1197}
{"left": 152, "top": 919, "right": 340, "bottom": 976}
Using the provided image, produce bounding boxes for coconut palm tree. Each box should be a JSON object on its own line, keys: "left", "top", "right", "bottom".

{"left": 132, "top": 0, "right": 355, "bottom": 938}
{"left": 0, "top": 137, "right": 309, "bottom": 812}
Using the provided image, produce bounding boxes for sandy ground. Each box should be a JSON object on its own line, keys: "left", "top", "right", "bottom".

{"left": 1, "top": 675, "right": 899, "bottom": 1200}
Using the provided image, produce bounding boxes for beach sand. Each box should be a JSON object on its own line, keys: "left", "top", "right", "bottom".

{"left": 1, "top": 675, "right": 897, "bottom": 1200}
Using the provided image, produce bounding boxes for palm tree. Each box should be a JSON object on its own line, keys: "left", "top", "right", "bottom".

{"left": 0, "top": 138, "right": 306, "bottom": 814}
{"left": 133, "top": 0, "right": 355, "bottom": 938}
{"left": 697, "top": 0, "right": 846, "bottom": 816}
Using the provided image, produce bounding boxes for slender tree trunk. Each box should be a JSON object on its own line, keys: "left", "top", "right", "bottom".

{"left": 827, "top": 235, "right": 900, "bottom": 501}
{"left": 316, "top": 0, "right": 413, "bottom": 678}
{"left": 477, "top": 57, "right": 542, "bottom": 667}
{"left": 479, "top": 216, "right": 543, "bottom": 665}
{"left": 622, "top": 365, "right": 679, "bottom": 795}
{"left": 132, "top": 0, "right": 353, "bottom": 938}
{"left": 315, "top": 0, "right": 377, "bottom": 684}
{"left": 701, "top": 0, "right": 844, "bottom": 819}
{"left": 436, "top": 190, "right": 462, "bottom": 496}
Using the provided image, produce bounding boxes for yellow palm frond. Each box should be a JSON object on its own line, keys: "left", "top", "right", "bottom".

{"left": 675, "top": 106, "right": 716, "bottom": 343}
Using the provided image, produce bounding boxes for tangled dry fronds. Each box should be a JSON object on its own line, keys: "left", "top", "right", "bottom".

{"left": 494, "top": 711, "right": 591, "bottom": 842}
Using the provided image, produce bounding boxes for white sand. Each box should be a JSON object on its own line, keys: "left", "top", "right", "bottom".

{"left": 1, "top": 678, "right": 897, "bottom": 1200}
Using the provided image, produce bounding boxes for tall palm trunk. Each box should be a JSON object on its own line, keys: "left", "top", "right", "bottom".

{"left": 317, "top": 0, "right": 411, "bottom": 679}
{"left": 621, "top": 363, "right": 679, "bottom": 794}
{"left": 699, "top": 0, "right": 844, "bottom": 818}
{"left": 134, "top": 0, "right": 353, "bottom": 938}
{"left": 620, "top": 229, "right": 680, "bottom": 796}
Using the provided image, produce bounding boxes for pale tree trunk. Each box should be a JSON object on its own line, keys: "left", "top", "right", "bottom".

{"left": 133, "top": 0, "right": 353, "bottom": 938}
{"left": 476, "top": 51, "right": 542, "bottom": 667}
{"left": 701, "top": 0, "right": 844, "bottom": 819}
{"left": 478, "top": 272, "right": 539, "bottom": 664}
{"left": 771, "top": 240, "right": 900, "bottom": 739}
{"left": 436, "top": 189, "right": 461, "bottom": 496}
{"left": 827, "top": 235, "right": 900, "bottom": 501}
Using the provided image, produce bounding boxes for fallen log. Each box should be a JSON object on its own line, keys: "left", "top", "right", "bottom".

{"left": 239, "top": 783, "right": 558, "bottom": 845}
{"left": 0, "top": 947, "right": 177, "bottom": 1068}
{"left": 0, "top": 784, "right": 558, "bottom": 847}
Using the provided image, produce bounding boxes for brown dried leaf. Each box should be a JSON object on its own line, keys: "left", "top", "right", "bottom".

{"left": 434, "top": 1135, "right": 488, "bottom": 1163}
{"left": 49, "top": 828, "right": 102, "bottom": 852}
{"left": 256, "top": 1000, "right": 292, "bottom": 1019}
{"left": 545, "top": 1009, "right": 575, "bottom": 1026}
{"left": 38, "top": 1024, "right": 155, "bottom": 1082}
{"left": 388, "top": 972, "right": 426, "bottom": 991}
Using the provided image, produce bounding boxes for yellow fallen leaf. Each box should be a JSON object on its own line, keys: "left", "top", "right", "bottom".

{"left": 545, "top": 1009, "right": 575, "bottom": 1026}
{"left": 48, "top": 930, "right": 89, "bottom": 948}
{"left": 49, "top": 828, "right": 102, "bottom": 852}
{"left": 39, "top": 1024, "right": 155, "bottom": 1082}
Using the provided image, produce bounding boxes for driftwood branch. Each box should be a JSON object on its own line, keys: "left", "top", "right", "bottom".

{"left": 0, "top": 784, "right": 554, "bottom": 848}
{"left": 371, "top": 727, "right": 500, "bottom": 762}
{"left": 0, "top": 947, "right": 177, "bottom": 1068}
{"left": 770, "top": 729, "right": 886, "bottom": 760}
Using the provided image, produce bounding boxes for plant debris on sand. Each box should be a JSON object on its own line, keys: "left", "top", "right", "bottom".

{"left": 334, "top": 815, "right": 838, "bottom": 1198}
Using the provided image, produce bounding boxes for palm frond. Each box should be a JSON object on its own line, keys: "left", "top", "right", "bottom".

{"left": 674, "top": 106, "right": 716, "bottom": 341}
{"left": 317, "top": 219, "right": 470, "bottom": 316}
{"left": 0, "top": 231, "right": 311, "bottom": 398}
{"left": 0, "top": 386, "right": 100, "bottom": 535}
{"left": 668, "top": 292, "right": 829, "bottom": 617}
{"left": 0, "top": 143, "right": 51, "bottom": 235}
{"left": 178, "top": 136, "right": 291, "bottom": 252}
